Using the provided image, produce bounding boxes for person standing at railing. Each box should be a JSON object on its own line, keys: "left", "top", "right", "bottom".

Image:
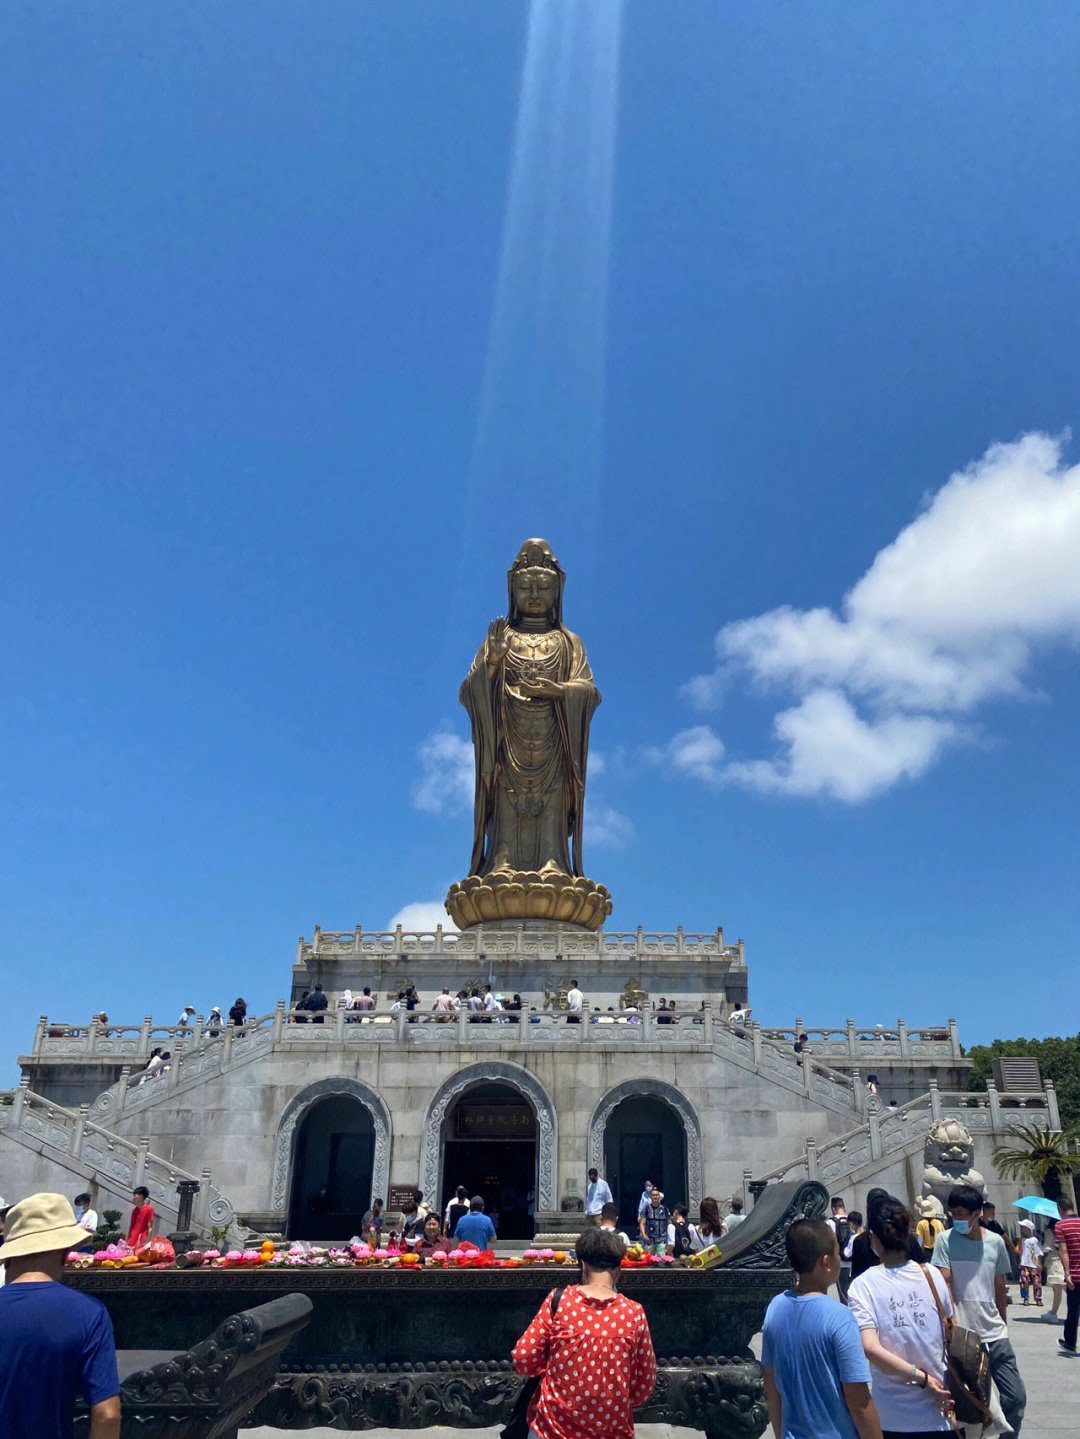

{"left": 566, "top": 980, "right": 584, "bottom": 1023}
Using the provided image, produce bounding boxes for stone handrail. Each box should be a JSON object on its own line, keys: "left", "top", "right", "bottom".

{"left": 88, "top": 1001, "right": 866, "bottom": 1128}
{"left": 749, "top": 1081, "right": 1059, "bottom": 1193}
{"left": 0, "top": 1082, "right": 238, "bottom": 1238}
{"left": 757, "top": 1018, "right": 963, "bottom": 1061}
{"left": 297, "top": 924, "right": 745, "bottom": 963}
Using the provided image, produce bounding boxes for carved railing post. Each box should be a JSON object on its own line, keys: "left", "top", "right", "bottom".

{"left": 335, "top": 1001, "right": 346, "bottom": 1042}
{"left": 221, "top": 1025, "right": 234, "bottom": 1065}
{"left": 897, "top": 1018, "right": 910, "bottom": 1058}
{"left": 457, "top": 1007, "right": 469, "bottom": 1044}
{"left": 751, "top": 1022, "right": 762, "bottom": 1066}
{"left": 194, "top": 1168, "right": 212, "bottom": 1231}
{"left": 846, "top": 1017, "right": 858, "bottom": 1056}
{"left": 742, "top": 1168, "right": 753, "bottom": 1208}
{"left": 33, "top": 1014, "right": 48, "bottom": 1055}
{"left": 986, "top": 1081, "right": 1002, "bottom": 1131}
{"left": 640, "top": 1008, "right": 651, "bottom": 1043}
{"left": 868, "top": 1108, "right": 882, "bottom": 1160}
{"left": 396, "top": 1007, "right": 407, "bottom": 1045}
{"left": 802, "top": 1056, "right": 814, "bottom": 1096}
{"left": 73, "top": 1103, "right": 88, "bottom": 1159}
{"left": 805, "top": 1138, "right": 818, "bottom": 1178}
{"left": 948, "top": 1018, "right": 961, "bottom": 1057}
{"left": 928, "top": 1078, "right": 941, "bottom": 1120}
{"left": 138, "top": 1015, "right": 153, "bottom": 1052}
{"left": 87, "top": 1019, "right": 99, "bottom": 1056}
{"left": 273, "top": 1000, "right": 286, "bottom": 1045}
{"left": 12, "top": 1076, "right": 30, "bottom": 1123}
{"left": 115, "top": 1067, "right": 131, "bottom": 1119}
{"left": 701, "top": 1003, "right": 713, "bottom": 1046}
{"left": 133, "top": 1137, "right": 150, "bottom": 1190}
{"left": 852, "top": 1068, "right": 865, "bottom": 1114}
{"left": 1045, "top": 1080, "right": 1061, "bottom": 1129}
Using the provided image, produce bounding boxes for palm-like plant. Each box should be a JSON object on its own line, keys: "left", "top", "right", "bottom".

{"left": 992, "top": 1122, "right": 1078, "bottom": 1199}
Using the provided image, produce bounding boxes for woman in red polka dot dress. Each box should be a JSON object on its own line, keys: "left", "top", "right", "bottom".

{"left": 511, "top": 1226, "right": 656, "bottom": 1439}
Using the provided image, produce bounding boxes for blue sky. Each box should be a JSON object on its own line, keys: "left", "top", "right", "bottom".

{"left": 3, "top": 2, "right": 1079, "bottom": 1085}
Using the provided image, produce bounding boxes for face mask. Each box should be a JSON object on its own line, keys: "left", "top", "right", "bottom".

{"left": 951, "top": 1218, "right": 971, "bottom": 1235}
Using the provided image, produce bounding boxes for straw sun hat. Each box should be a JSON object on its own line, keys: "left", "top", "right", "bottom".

{"left": 0, "top": 1193, "right": 91, "bottom": 1262}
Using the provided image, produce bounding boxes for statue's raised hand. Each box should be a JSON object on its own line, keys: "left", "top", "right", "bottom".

{"left": 486, "top": 618, "right": 510, "bottom": 673}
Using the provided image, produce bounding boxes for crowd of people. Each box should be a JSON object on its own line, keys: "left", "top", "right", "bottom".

{"left": 2, "top": 1174, "right": 1079, "bottom": 1439}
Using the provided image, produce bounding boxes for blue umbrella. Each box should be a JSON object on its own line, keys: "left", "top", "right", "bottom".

{"left": 1012, "top": 1195, "right": 1060, "bottom": 1219}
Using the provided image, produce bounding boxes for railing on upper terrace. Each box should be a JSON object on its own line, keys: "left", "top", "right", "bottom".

{"left": 758, "top": 1019, "right": 964, "bottom": 1062}
{"left": 29, "top": 1009, "right": 963, "bottom": 1068}
{"left": 84, "top": 1003, "right": 867, "bottom": 1126}
{"left": 297, "top": 925, "right": 745, "bottom": 963}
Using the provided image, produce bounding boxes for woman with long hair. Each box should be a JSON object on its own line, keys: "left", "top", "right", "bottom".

{"left": 846, "top": 1197, "right": 954, "bottom": 1438}
{"left": 698, "top": 1196, "right": 724, "bottom": 1244}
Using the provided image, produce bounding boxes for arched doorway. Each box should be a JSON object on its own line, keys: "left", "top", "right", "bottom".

{"left": 287, "top": 1095, "right": 374, "bottom": 1239}
{"left": 588, "top": 1081, "right": 702, "bottom": 1231}
{"left": 420, "top": 1063, "right": 558, "bottom": 1241}
{"left": 442, "top": 1082, "right": 537, "bottom": 1240}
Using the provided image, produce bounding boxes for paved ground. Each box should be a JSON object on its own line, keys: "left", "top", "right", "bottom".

{"left": 246, "top": 1283, "right": 1080, "bottom": 1439}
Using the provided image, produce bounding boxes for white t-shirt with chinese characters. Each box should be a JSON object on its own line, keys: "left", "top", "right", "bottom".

{"left": 847, "top": 1260, "right": 953, "bottom": 1432}
{"left": 931, "top": 1228, "right": 1011, "bottom": 1342}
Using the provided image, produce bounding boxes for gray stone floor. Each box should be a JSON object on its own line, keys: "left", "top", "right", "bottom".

{"left": 245, "top": 1283, "right": 1080, "bottom": 1439}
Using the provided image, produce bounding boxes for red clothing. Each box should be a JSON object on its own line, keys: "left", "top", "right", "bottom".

{"left": 1056, "top": 1215, "right": 1080, "bottom": 1276}
{"left": 127, "top": 1203, "right": 155, "bottom": 1249}
{"left": 512, "top": 1285, "right": 656, "bottom": 1439}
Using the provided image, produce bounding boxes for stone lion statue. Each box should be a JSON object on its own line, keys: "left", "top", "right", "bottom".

{"left": 921, "top": 1118, "right": 984, "bottom": 1209}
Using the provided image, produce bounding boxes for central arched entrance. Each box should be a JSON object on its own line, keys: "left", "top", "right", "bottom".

{"left": 287, "top": 1095, "right": 374, "bottom": 1239}
{"left": 443, "top": 1082, "right": 537, "bottom": 1240}
{"left": 420, "top": 1063, "right": 558, "bottom": 1241}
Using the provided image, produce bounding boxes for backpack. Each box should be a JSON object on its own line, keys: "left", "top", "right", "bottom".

{"left": 502, "top": 1288, "right": 565, "bottom": 1439}
{"left": 834, "top": 1217, "right": 852, "bottom": 1255}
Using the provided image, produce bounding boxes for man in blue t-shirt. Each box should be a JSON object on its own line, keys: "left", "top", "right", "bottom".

{"left": 453, "top": 1194, "right": 496, "bottom": 1249}
{"left": 761, "top": 1218, "right": 883, "bottom": 1439}
{"left": 0, "top": 1192, "right": 120, "bottom": 1439}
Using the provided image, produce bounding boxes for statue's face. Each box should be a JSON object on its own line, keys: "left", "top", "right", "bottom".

{"left": 512, "top": 565, "right": 558, "bottom": 618}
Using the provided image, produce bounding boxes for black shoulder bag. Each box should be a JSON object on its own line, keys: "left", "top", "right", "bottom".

{"left": 502, "top": 1287, "right": 566, "bottom": 1439}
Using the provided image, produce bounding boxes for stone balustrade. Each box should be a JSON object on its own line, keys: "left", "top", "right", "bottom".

{"left": 748, "top": 1079, "right": 1060, "bottom": 1195}
{"left": 0, "top": 1082, "right": 237, "bottom": 1236}
{"left": 85, "top": 1004, "right": 866, "bottom": 1131}
{"left": 758, "top": 1018, "right": 963, "bottom": 1061}
{"left": 297, "top": 924, "right": 745, "bottom": 963}
{"left": 29, "top": 1007, "right": 962, "bottom": 1065}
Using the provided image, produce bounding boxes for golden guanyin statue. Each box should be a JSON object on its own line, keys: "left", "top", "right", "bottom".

{"left": 445, "top": 540, "right": 612, "bottom": 929}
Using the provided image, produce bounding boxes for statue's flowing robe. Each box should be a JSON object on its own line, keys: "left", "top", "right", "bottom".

{"left": 460, "top": 626, "right": 599, "bottom": 877}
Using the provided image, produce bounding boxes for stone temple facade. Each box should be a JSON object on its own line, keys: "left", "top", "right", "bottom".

{"left": 1, "top": 923, "right": 1061, "bottom": 1242}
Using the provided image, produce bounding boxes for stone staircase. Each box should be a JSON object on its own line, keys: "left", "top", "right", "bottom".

{"left": 0, "top": 1081, "right": 239, "bottom": 1240}
{"left": 749, "top": 1080, "right": 1060, "bottom": 1195}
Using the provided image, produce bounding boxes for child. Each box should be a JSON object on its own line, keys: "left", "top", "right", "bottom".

{"left": 1018, "top": 1219, "right": 1043, "bottom": 1305}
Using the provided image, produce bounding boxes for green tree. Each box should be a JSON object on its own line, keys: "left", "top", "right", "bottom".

{"left": 992, "top": 1122, "right": 1078, "bottom": 1202}
{"left": 965, "top": 1034, "right": 1080, "bottom": 1133}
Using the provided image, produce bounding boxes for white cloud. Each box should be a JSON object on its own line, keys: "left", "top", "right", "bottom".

{"left": 682, "top": 432, "right": 1080, "bottom": 800}
{"left": 584, "top": 803, "right": 635, "bottom": 849}
{"left": 723, "top": 690, "right": 960, "bottom": 802}
{"left": 386, "top": 901, "right": 458, "bottom": 932}
{"left": 412, "top": 726, "right": 473, "bottom": 814}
